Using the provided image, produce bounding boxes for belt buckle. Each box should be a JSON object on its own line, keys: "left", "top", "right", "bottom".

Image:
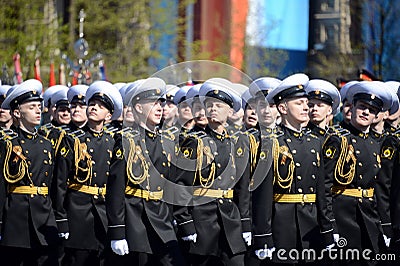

{"left": 362, "top": 189, "right": 369, "bottom": 198}
{"left": 302, "top": 194, "right": 307, "bottom": 202}
{"left": 98, "top": 187, "right": 103, "bottom": 197}
{"left": 37, "top": 187, "right": 47, "bottom": 196}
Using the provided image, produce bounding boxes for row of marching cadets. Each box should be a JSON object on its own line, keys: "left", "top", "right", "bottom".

{"left": 0, "top": 72, "right": 399, "bottom": 266}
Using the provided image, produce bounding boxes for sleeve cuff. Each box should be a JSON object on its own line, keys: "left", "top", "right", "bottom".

{"left": 107, "top": 224, "right": 126, "bottom": 240}
{"left": 253, "top": 233, "right": 274, "bottom": 249}
{"left": 241, "top": 218, "right": 251, "bottom": 232}
{"left": 177, "top": 220, "right": 196, "bottom": 237}
{"left": 56, "top": 219, "right": 69, "bottom": 233}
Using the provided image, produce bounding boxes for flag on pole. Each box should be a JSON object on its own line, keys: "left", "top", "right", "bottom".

{"left": 34, "top": 58, "right": 42, "bottom": 82}
{"left": 49, "top": 62, "right": 56, "bottom": 87}
{"left": 13, "top": 53, "right": 23, "bottom": 84}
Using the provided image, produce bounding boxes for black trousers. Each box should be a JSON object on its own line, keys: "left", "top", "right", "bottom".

{"left": 62, "top": 247, "right": 109, "bottom": 266}
{"left": 0, "top": 245, "right": 59, "bottom": 266}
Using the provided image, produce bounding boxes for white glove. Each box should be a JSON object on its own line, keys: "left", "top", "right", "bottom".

{"left": 58, "top": 232, "right": 69, "bottom": 239}
{"left": 182, "top": 233, "right": 197, "bottom": 243}
{"left": 333, "top": 233, "right": 340, "bottom": 244}
{"left": 383, "top": 235, "right": 391, "bottom": 247}
{"left": 242, "top": 232, "right": 252, "bottom": 246}
{"left": 111, "top": 239, "right": 129, "bottom": 256}
{"left": 255, "top": 247, "right": 275, "bottom": 260}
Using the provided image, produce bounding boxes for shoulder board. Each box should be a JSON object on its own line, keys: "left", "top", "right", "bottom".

{"left": 41, "top": 123, "right": 54, "bottom": 130}
{"left": 163, "top": 126, "right": 179, "bottom": 135}
{"left": 122, "top": 129, "right": 140, "bottom": 139}
{"left": 68, "top": 129, "right": 86, "bottom": 138}
{"left": 160, "top": 129, "right": 176, "bottom": 141}
{"left": 329, "top": 127, "right": 350, "bottom": 137}
{"left": 186, "top": 130, "right": 207, "bottom": 139}
{"left": 244, "top": 127, "right": 259, "bottom": 136}
{"left": 1, "top": 129, "right": 18, "bottom": 140}
{"left": 266, "top": 128, "right": 284, "bottom": 139}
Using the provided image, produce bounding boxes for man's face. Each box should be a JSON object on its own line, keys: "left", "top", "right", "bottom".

{"left": 70, "top": 103, "right": 88, "bottom": 124}
{"left": 177, "top": 101, "right": 193, "bottom": 123}
{"left": 243, "top": 104, "right": 258, "bottom": 128}
{"left": 351, "top": 100, "right": 379, "bottom": 128}
{"left": 280, "top": 97, "right": 309, "bottom": 125}
{"left": 204, "top": 98, "right": 232, "bottom": 125}
{"left": 162, "top": 101, "right": 178, "bottom": 121}
{"left": 192, "top": 101, "right": 208, "bottom": 127}
{"left": 256, "top": 98, "right": 279, "bottom": 127}
{"left": 342, "top": 100, "right": 352, "bottom": 123}
{"left": 124, "top": 105, "right": 135, "bottom": 124}
{"left": 308, "top": 99, "right": 332, "bottom": 124}
{"left": 0, "top": 100, "right": 12, "bottom": 124}
{"left": 87, "top": 99, "right": 111, "bottom": 123}
{"left": 136, "top": 99, "right": 164, "bottom": 127}
{"left": 15, "top": 101, "right": 42, "bottom": 127}
{"left": 54, "top": 105, "right": 71, "bottom": 125}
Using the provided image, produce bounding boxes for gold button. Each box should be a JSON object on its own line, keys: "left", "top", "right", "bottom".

{"left": 287, "top": 139, "right": 292, "bottom": 143}
{"left": 307, "top": 138, "right": 310, "bottom": 142}
{"left": 29, "top": 173, "right": 33, "bottom": 177}
{"left": 219, "top": 199, "right": 224, "bottom": 204}
{"left": 217, "top": 163, "right": 221, "bottom": 168}
{"left": 106, "top": 172, "right": 109, "bottom": 176}
{"left": 31, "top": 194, "right": 35, "bottom": 198}
{"left": 94, "top": 195, "right": 98, "bottom": 200}
{"left": 160, "top": 174, "right": 164, "bottom": 178}
{"left": 162, "top": 162, "right": 166, "bottom": 166}
{"left": 296, "top": 163, "right": 301, "bottom": 167}
{"left": 311, "top": 175, "right": 316, "bottom": 179}
{"left": 146, "top": 185, "right": 150, "bottom": 190}
{"left": 310, "top": 149, "right": 315, "bottom": 154}
{"left": 231, "top": 176, "right": 235, "bottom": 180}
{"left": 45, "top": 172, "right": 48, "bottom": 176}
{"left": 94, "top": 172, "right": 97, "bottom": 177}
{"left": 358, "top": 198, "right": 362, "bottom": 203}
{"left": 298, "top": 188, "right": 303, "bottom": 193}
{"left": 90, "top": 149, "right": 94, "bottom": 153}
{"left": 292, "top": 150, "right": 297, "bottom": 154}
{"left": 157, "top": 186, "right": 161, "bottom": 191}
{"left": 297, "top": 176, "right": 302, "bottom": 180}
{"left": 356, "top": 150, "right": 360, "bottom": 154}
{"left": 312, "top": 162, "right": 316, "bottom": 166}
{"left": 358, "top": 162, "right": 363, "bottom": 167}
{"left": 359, "top": 175, "right": 363, "bottom": 179}
{"left": 310, "top": 187, "right": 314, "bottom": 192}
{"left": 218, "top": 176, "right": 222, "bottom": 180}
{"left": 25, "top": 150, "right": 29, "bottom": 154}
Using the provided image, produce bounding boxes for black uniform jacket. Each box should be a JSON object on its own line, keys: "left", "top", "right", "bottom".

{"left": 173, "top": 125, "right": 249, "bottom": 256}
{"left": 252, "top": 125, "right": 333, "bottom": 262}
{"left": 54, "top": 125, "right": 114, "bottom": 250}
{"left": 0, "top": 127, "right": 58, "bottom": 248}
{"left": 323, "top": 123, "right": 383, "bottom": 252}
{"left": 106, "top": 127, "right": 178, "bottom": 254}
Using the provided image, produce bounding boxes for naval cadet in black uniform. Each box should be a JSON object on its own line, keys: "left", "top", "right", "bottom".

{"left": 323, "top": 81, "right": 392, "bottom": 265}
{"left": 251, "top": 73, "right": 334, "bottom": 264}
{"left": 54, "top": 81, "right": 123, "bottom": 266}
{"left": 0, "top": 79, "right": 59, "bottom": 265}
{"left": 38, "top": 85, "right": 71, "bottom": 155}
{"left": 106, "top": 77, "right": 185, "bottom": 266}
{"left": 174, "top": 79, "right": 251, "bottom": 266}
